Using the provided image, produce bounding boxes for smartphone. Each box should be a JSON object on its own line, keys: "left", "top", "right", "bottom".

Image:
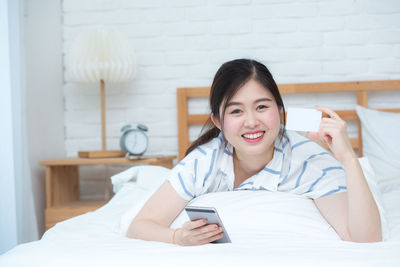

{"left": 184, "top": 206, "right": 231, "bottom": 243}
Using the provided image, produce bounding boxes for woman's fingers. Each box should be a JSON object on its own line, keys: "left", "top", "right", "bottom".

{"left": 180, "top": 220, "right": 223, "bottom": 246}
{"left": 199, "top": 232, "right": 224, "bottom": 245}
{"left": 315, "top": 105, "right": 342, "bottom": 120}
{"left": 307, "top": 109, "right": 344, "bottom": 145}
{"left": 197, "top": 226, "right": 223, "bottom": 240}
{"left": 306, "top": 106, "right": 355, "bottom": 163}
{"left": 192, "top": 224, "right": 219, "bottom": 237}
{"left": 307, "top": 118, "right": 341, "bottom": 144}
{"left": 183, "top": 219, "right": 207, "bottom": 230}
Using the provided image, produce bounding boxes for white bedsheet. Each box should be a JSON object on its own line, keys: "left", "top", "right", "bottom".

{"left": 1, "top": 178, "right": 400, "bottom": 267}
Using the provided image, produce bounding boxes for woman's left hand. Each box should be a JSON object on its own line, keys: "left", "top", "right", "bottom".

{"left": 307, "top": 106, "right": 357, "bottom": 163}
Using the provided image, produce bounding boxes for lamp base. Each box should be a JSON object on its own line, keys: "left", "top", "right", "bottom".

{"left": 78, "top": 150, "right": 125, "bottom": 158}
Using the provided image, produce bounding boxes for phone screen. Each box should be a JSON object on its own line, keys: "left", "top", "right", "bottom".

{"left": 184, "top": 206, "right": 231, "bottom": 243}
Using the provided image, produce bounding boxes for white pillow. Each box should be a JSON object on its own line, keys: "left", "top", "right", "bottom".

{"left": 179, "top": 191, "right": 346, "bottom": 242}
{"left": 123, "top": 190, "right": 341, "bottom": 241}
{"left": 118, "top": 158, "right": 388, "bottom": 240}
{"left": 119, "top": 187, "right": 160, "bottom": 235}
{"left": 358, "top": 157, "right": 389, "bottom": 241}
{"left": 355, "top": 105, "right": 400, "bottom": 179}
{"left": 111, "top": 165, "right": 171, "bottom": 193}
{"left": 116, "top": 165, "right": 171, "bottom": 234}
{"left": 135, "top": 165, "right": 171, "bottom": 190}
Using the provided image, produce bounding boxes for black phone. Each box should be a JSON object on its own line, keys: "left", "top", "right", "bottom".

{"left": 184, "top": 206, "right": 231, "bottom": 243}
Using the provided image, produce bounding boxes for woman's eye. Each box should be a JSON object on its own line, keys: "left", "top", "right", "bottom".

{"left": 230, "top": 109, "right": 241, "bottom": 114}
{"left": 257, "top": 105, "right": 268, "bottom": 110}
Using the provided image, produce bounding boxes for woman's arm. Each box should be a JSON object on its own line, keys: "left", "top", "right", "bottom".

{"left": 310, "top": 106, "right": 382, "bottom": 243}
{"left": 127, "top": 181, "right": 224, "bottom": 245}
{"left": 126, "top": 180, "right": 188, "bottom": 243}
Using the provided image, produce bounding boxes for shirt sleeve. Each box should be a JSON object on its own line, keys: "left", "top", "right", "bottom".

{"left": 167, "top": 160, "right": 196, "bottom": 201}
{"left": 167, "top": 147, "right": 208, "bottom": 201}
{"left": 293, "top": 152, "right": 347, "bottom": 200}
{"left": 167, "top": 144, "right": 222, "bottom": 201}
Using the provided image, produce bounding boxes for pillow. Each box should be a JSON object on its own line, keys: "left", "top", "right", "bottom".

{"left": 183, "top": 191, "right": 348, "bottom": 242}
{"left": 122, "top": 190, "right": 341, "bottom": 241}
{"left": 358, "top": 157, "right": 389, "bottom": 241}
{"left": 119, "top": 158, "right": 389, "bottom": 240}
{"left": 135, "top": 165, "right": 171, "bottom": 190}
{"left": 111, "top": 165, "right": 171, "bottom": 193}
{"left": 119, "top": 187, "right": 159, "bottom": 235}
{"left": 115, "top": 165, "right": 170, "bottom": 234}
{"left": 355, "top": 105, "right": 400, "bottom": 179}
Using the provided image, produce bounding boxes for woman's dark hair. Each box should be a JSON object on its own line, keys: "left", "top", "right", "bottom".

{"left": 185, "top": 59, "right": 286, "bottom": 156}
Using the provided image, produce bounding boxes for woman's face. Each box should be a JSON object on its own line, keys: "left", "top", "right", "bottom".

{"left": 215, "top": 79, "right": 281, "bottom": 159}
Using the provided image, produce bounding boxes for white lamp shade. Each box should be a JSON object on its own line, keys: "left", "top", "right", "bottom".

{"left": 66, "top": 27, "right": 136, "bottom": 83}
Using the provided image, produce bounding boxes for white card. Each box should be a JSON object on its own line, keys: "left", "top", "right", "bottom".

{"left": 285, "top": 107, "right": 322, "bottom": 132}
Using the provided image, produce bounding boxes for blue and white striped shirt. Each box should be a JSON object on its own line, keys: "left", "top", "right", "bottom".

{"left": 167, "top": 130, "right": 347, "bottom": 200}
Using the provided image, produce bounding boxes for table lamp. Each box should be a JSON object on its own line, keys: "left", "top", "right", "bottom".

{"left": 66, "top": 27, "right": 136, "bottom": 158}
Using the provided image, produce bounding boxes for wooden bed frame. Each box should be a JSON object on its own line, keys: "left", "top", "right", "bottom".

{"left": 177, "top": 80, "right": 400, "bottom": 160}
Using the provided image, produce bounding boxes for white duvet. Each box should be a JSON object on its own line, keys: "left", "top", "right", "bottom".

{"left": 1, "top": 168, "right": 400, "bottom": 267}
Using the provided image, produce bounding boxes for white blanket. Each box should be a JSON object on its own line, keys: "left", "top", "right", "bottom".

{"left": 1, "top": 176, "right": 400, "bottom": 267}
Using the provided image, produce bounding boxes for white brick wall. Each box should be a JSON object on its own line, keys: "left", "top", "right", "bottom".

{"left": 61, "top": 0, "right": 400, "bottom": 198}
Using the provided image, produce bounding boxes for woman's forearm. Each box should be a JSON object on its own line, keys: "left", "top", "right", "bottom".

{"left": 126, "top": 219, "right": 175, "bottom": 244}
{"left": 344, "top": 157, "right": 382, "bottom": 242}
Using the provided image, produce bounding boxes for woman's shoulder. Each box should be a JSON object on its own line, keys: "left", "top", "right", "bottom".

{"left": 179, "top": 135, "right": 227, "bottom": 165}
{"left": 283, "top": 130, "right": 341, "bottom": 164}
{"left": 284, "top": 130, "right": 325, "bottom": 153}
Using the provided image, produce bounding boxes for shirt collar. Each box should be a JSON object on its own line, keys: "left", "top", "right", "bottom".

{"left": 251, "top": 147, "right": 282, "bottom": 192}
{"left": 220, "top": 135, "right": 284, "bottom": 192}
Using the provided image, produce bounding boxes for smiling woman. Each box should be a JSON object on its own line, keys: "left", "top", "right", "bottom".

{"left": 210, "top": 79, "right": 282, "bottom": 188}
{"left": 126, "top": 59, "right": 381, "bottom": 245}
{"left": 211, "top": 80, "right": 281, "bottom": 179}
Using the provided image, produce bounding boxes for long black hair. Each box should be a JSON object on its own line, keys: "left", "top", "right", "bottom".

{"left": 185, "top": 59, "right": 286, "bottom": 156}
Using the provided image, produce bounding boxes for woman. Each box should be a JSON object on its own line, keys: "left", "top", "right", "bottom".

{"left": 127, "top": 59, "right": 382, "bottom": 245}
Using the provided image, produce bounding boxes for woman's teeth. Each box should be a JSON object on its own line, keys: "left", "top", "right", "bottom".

{"left": 243, "top": 132, "right": 263, "bottom": 139}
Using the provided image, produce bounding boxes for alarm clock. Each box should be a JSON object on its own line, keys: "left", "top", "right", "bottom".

{"left": 120, "top": 124, "right": 149, "bottom": 157}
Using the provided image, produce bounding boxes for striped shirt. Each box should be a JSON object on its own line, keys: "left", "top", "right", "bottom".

{"left": 167, "top": 130, "right": 347, "bottom": 201}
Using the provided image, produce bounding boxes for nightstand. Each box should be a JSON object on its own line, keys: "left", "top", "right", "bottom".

{"left": 40, "top": 155, "right": 176, "bottom": 230}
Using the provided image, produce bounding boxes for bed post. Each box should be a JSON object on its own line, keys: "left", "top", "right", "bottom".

{"left": 177, "top": 88, "right": 189, "bottom": 161}
{"left": 357, "top": 91, "right": 368, "bottom": 157}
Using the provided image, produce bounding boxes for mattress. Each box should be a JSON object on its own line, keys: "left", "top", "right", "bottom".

{"left": 1, "top": 175, "right": 400, "bottom": 267}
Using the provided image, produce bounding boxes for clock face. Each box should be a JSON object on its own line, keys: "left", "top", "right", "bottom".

{"left": 124, "top": 130, "right": 148, "bottom": 155}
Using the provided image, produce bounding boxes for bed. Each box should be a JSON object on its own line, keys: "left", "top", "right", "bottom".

{"left": 2, "top": 80, "right": 400, "bottom": 266}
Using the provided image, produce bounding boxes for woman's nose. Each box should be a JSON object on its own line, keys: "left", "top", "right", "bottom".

{"left": 244, "top": 112, "right": 259, "bottom": 128}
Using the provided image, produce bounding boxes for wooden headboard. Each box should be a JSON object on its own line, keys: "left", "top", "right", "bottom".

{"left": 177, "top": 80, "right": 400, "bottom": 160}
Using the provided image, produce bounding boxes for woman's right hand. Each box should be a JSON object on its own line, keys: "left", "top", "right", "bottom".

{"left": 175, "top": 219, "right": 224, "bottom": 246}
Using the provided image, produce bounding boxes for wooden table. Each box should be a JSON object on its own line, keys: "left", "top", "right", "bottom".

{"left": 40, "top": 155, "right": 176, "bottom": 230}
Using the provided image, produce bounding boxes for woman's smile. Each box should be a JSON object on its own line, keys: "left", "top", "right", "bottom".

{"left": 242, "top": 130, "right": 265, "bottom": 143}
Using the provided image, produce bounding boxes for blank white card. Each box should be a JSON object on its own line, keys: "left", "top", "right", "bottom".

{"left": 285, "top": 107, "right": 322, "bottom": 132}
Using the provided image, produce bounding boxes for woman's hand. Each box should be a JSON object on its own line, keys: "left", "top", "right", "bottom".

{"left": 175, "top": 219, "right": 224, "bottom": 246}
{"left": 307, "top": 106, "right": 357, "bottom": 163}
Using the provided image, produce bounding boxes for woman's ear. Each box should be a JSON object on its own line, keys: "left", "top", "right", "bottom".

{"left": 211, "top": 113, "right": 221, "bottom": 130}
